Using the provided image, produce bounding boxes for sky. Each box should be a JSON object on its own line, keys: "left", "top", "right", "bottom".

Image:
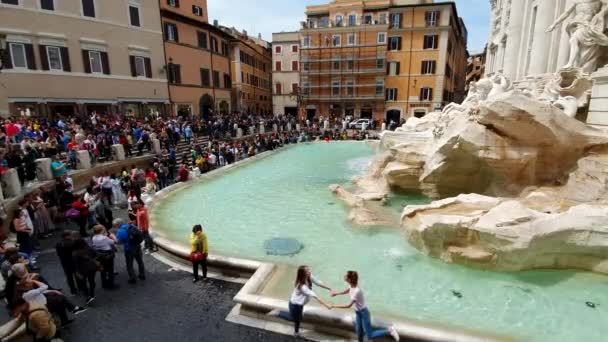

{"left": 207, "top": 0, "right": 490, "bottom": 53}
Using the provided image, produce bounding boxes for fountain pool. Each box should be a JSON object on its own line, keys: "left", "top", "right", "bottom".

{"left": 150, "top": 142, "right": 608, "bottom": 342}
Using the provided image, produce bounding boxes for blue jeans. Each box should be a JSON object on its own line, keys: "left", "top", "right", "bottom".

{"left": 278, "top": 302, "right": 304, "bottom": 333}
{"left": 355, "top": 308, "right": 389, "bottom": 342}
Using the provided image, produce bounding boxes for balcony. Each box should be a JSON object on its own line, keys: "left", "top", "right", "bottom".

{"left": 301, "top": 16, "right": 389, "bottom": 30}
{"left": 301, "top": 94, "right": 384, "bottom": 101}
{"left": 302, "top": 68, "right": 386, "bottom": 75}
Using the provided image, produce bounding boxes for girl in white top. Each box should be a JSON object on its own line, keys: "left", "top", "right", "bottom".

{"left": 331, "top": 271, "right": 399, "bottom": 342}
{"left": 271, "top": 266, "right": 332, "bottom": 337}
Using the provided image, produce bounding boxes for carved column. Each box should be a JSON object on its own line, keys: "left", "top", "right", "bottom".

{"left": 528, "top": 0, "right": 557, "bottom": 75}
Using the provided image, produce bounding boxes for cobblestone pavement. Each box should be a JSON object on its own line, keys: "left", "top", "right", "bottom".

{"left": 1, "top": 217, "right": 297, "bottom": 342}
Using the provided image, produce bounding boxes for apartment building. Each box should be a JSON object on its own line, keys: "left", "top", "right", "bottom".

{"left": 222, "top": 27, "right": 272, "bottom": 115}
{"left": 160, "top": 0, "right": 232, "bottom": 118}
{"left": 466, "top": 49, "right": 486, "bottom": 92}
{"left": 272, "top": 32, "right": 300, "bottom": 116}
{"left": 0, "top": 0, "right": 169, "bottom": 118}
{"left": 300, "top": 0, "right": 467, "bottom": 123}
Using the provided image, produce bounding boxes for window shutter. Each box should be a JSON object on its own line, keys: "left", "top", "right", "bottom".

{"left": 431, "top": 61, "right": 436, "bottom": 74}
{"left": 129, "top": 55, "right": 136, "bottom": 76}
{"left": 25, "top": 44, "right": 36, "bottom": 70}
{"left": 175, "top": 0, "right": 180, "bottom": 7}
{"left": 174, "top": 65, "right": 181, "bottom": 84}
{"left": 39, "top": 45, "right": 49, "bottom": 70}
{"left": 385, "top": 89, "right": 389, "bottom": 101}
{"left": 429, "top": 88, "right": 433, "bottom": 101}
{"left": 82, "top": 50, "right": 91, "bottom": 73}
{"left": 421, "top": 61, "right": 425, "bottom": 74}
{"left": 420, "top": 88, "right": 423, "bottom": 100}
{"left": 394, "top": 89, "right": 398, "bottom": 101}
{"left": 61, "top": 47, "right": 71, "bottom": 71}
{"left": 144, "top": 57, "right": 152, "bottom": 78}
{"left": 396, "top": 62, "right": 400, "bottom": 75}
{"left": 397, "top": 37, "right": 402, "bottom": 51}
{"left": 163, "top": 23, "right": 169, "bottom": 40}
{"left": 2, "top": 45, "right": 12, "bottom": 69}
{"left": 100, "top": 51, "right": 110, "bottom": 75}
{"left": 174, "top": 25, "right": 179, "bottom": 42}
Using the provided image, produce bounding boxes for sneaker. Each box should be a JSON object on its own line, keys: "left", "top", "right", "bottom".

{"left": 192, "top": 278, "right": 199, "bottom": 283}
{"left": 72, "top": 307, "right": 87, "bottom": 315}
{"left": 388, "top": 326, "right": 400, "bottom": 341}
{"left": 86, "top": 297, "right": 96, "bottom": 305}
{"left": 267, "top": 309, "right": 281, "bottom": 317}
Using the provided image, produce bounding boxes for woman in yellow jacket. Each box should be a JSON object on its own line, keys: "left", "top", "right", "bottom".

{"left": 190, "top": 224, "right": 208, "bottom": 283}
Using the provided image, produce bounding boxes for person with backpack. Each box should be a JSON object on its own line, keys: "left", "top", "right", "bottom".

{"left": 114, "top": 218, "right": 145, "bottom": 284}
{"left": 11, "top": 297, "right": 58, "bottom": 342}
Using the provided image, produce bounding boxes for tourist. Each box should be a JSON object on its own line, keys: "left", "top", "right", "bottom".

{"left": 189, "top": 224, "right": 208, "bottom": 283}
{"left": 135, "top": 200, "right": 155, "bottom": 253}
{"left": 12, "top": 202, "right": 34, "bottom": 257}
{"left": 114, "top": 219, "right": 146, "bottom": 284}
{"left": 71, "top": 194, "right": 90, "bottom": 237}
{"left": 177, "top": 162, "right": 189, "bottom": 182}
{"left": 72, "top": 238, "right": 98, "bottom": 305}
{"left": 90, "top": 225, "right": 117, "bottom": 289}
{"left": 55, "top": 231, "right": 78, "bottom": 295}
{"left": 110, "top": 174, "right": 127, "bottom": 208}
{"left": 330, "top": 271, "right": 400, "bottom": 341}
{"left": 11, "top": 297, "right": 59, "bottom": 341}
{"left": 269, "top": 265, "right": 332, "bottom": 337}
{"left": 31, "top": 190, "right": 54, "bottom": 239}
{"left": 50, "top": 154, "right": 67, "bottom": 179}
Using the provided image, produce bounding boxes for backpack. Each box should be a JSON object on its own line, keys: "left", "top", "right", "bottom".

{"left": 127, "top": 225, "right": 144, "bottom": 246}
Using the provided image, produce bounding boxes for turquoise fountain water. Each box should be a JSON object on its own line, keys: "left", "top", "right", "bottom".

{"left": 151, "top": 142, "right": 608, "bottom": 342}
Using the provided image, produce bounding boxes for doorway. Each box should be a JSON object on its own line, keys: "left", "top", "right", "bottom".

{"left": 386, "top": 109, "right": 401, "bottom": 125}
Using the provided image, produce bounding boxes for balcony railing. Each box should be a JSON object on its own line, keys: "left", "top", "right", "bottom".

{"left": 301, "top": 94, "right": 384, "bottom": 101}
{"left": 303, "top": 68, "right": 386, "bottom": 75}
{"left": 301, "top": 16, "right": 389, "bottom": 29}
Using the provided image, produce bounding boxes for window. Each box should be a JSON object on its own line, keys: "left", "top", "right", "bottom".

{"left": 388, "top": 61, "right": 400, "bottom": 76}
{"left": 221, "top": 42, "right": 228, "bottom": 56}
{"left": 275, "top": 61, "right": 281, "bottom": 71}
{"left": 40, "top": 0, "right": 54, "bottom": 10}
{"left": 390, "top": 13, "right": 401, "bottom": 29}
{"left": 192, "top": 5, "right": 202, "bottom": 16}
{"left": 447, "top": 39, "right": 453, "bottom": 55}
{"left": 165, "top": 23, "right": 178, "bottom": 42}
{"left": 81, "top": 0, "right": 95, "bottom": 18}
{"left": 1, "top": 0, "right": 18, "bottom": 5}
{"left": 425, "top": 11, "right": 440, "bottom": 27}
{"left": 445, "top": 64, "right": 452, "bottom": 78}
{"left": 46, "top": 46, "right": 63, "bottom": 70}
{"left": 335, "top": 15, "right": 343, "bottom": 26}
{"left": 302, "top": 82, "right": 310, "bottom": 95}
{"left": 88, "top": 50, "right": 102, "bottom": 73}
{"left": 303, "top": 36, "right": 310, "bottom": 47}
{"left": 386, "top": 88, "right": 397, "bottom": 101}
{"left": 224, "top": 74, "right": 231, "bottom": 88}
{"left": 210, "top": 37, "right": 218, "bottom": 52}
{"left": 275, "top": 45, "right": 282, "bottom": 54}
{"left": 302, "top": 62, "right": 310, "bottom": 71}
{"left": 346, "top": 80, "right": 354, "bottom": 96}
{"left": 292, "top": 45, "right": 298, "bottom": 53}
{"left": 377, "top": 32, "right": 386, "bottom": 44}
{"left": 379, "top": 13, "right": 387, "bottom": 25}
{"left": 346, "top": 60, "right": 354, "bottom": 70}
{"left": 376, "top": 58, "right": 384, "bottom": 69}
{"left": 347, "top": 34, "right": 356, "bottom": 46}
{"left": 423, "top": 35, "right": 438, "bottom": 49}
{"left": 332, "top": 60, "right": 340, "bottom": 70}
{"left": 331, "top": 81, "right": 340, "bottom": 96}
{"left": 348, "top": 14, "right": 356, "bottom": 26}
{"left": 167, "top": 0, "right": 178, "bottom": 7}
{"left": 213, "top": 71, "right": 220, "bottom": 87}
{"left": 275, "top": 83, "right": 282, "bottom": 95}
{"left": 421, "top": 60, "right": 436, "bottom": 74}
{"left": 291, "top": 61, "right": 298, "bottom": 71}
{"left": 9, "top": 43, "right": 27, "bottom": 68}
{"left": 200, "top": 68, "right": 210, "bottom": 86}
{"left": 420, "top": 87, "right": 433, "bottom": 101}
{"left": 129, "top": 5, "right": 140, "bottom": 27}
{"left": 197, "top": 31, "right": 208, "bottom": 48}
{"left": 332, "top": 35, "right": 341, "bottom": 47}
{"left": 292, "top": 83, "right": 298, "bottom": 93}
{"left": 388, "top": 36, "right": 401, "bottom": 51}
{"left": 375, "top": 80, "right": 384, "bottom": 95}
{"left": 131, "top": 56, "right": 145, "bottom": 76}
{"left": 364, "top": 14, "right": 373, "bottom": 25}
{"left": 168, "top": 64, "right": 181, "bottom": 84}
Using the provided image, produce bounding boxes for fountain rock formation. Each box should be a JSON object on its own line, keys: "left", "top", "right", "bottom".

{"left": 331, "top": 69, "right": 608, "bottom": 274}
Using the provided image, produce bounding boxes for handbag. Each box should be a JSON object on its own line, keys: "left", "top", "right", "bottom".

{"left": 189, "top": 252, "right": 205, "bottom": 262}
{"left": 65, "top": 208, "right": 80, "bottom": 219}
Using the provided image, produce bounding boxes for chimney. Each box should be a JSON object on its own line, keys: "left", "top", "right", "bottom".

{"left": 258, "top": 33, "right": 262, "bottom": 39}
{"left": 242, "top": 29, "right": 247, "bottom": 36}
{"left": 213, "top": 19, "right": 218, "bottom": 27}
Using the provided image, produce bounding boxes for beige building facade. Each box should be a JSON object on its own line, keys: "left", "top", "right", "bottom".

{"left": 272, "top": 31, "right": 300, "bottom": 116}
{"left": 0, "top": 0, "right": 169, "bottom": 118}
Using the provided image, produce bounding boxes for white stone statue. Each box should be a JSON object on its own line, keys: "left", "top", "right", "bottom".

{"left": 487, "top": 72, "right": 513, "bottom": 99}
{"left": 546, "top": 0, "right": 608, "bottom": 73}
{"left": 442, "top": 78, "right": 493, "bottom": 115}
